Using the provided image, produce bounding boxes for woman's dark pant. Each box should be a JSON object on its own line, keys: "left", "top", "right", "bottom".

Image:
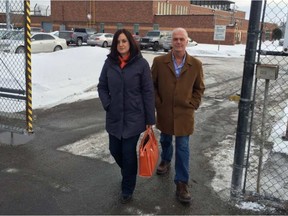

{"left": 109, "top": 134, "right": 140, "bottom": 196}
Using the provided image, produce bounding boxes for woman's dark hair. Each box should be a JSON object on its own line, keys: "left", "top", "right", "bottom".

{"left": 108, "top": 29, "right": 140, "bottom": 61}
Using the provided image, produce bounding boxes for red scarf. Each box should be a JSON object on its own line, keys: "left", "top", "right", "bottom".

{"left": 118, "top": 54, "right": 130, "bottom": 69}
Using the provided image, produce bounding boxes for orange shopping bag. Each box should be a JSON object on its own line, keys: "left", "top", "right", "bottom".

{"left": 138, "top": 127, "right": 159, "bottom": 177}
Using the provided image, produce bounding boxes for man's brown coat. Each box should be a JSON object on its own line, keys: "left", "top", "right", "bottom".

{"left": 151, "top": 52, "right": 205, "bottom": 136}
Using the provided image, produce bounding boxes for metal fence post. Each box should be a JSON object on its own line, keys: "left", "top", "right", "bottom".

{"left": 231, "top": 0, "right": 263, "bottom": 196}
{"left": 24, "top": 0, "right": 33, "bottom": 133}
{"left": 5, "top": 0, "right": 11, "bottom": 30}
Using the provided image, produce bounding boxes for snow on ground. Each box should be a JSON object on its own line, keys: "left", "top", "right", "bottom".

{"left": 31, "top": 46, "right": 109, "bottom": 109}
{"left": 1, "top": 40, "right": 283, "bottom": 111}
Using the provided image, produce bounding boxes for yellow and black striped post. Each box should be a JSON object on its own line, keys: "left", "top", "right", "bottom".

{"left": 24, "top": 0, "right": 33, "bottom": 133}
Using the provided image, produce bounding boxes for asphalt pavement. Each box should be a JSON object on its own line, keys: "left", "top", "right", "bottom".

{"left": 0, "top": 95, "right": 260, "bottom": 215}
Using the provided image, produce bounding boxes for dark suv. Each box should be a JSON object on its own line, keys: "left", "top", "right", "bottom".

{"left": 71, "top": 28, "right": 97, "bottom": 46}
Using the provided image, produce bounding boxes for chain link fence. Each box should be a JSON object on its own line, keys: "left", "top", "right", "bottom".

{"left": 0, "top": 0, "right": 30, "bottom": 133}
{"left": 242, "top": 0, "right": 288, "bottom": 205}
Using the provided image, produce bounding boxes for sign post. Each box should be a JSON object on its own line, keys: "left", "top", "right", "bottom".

{"left": 214, "top": 25, "right": 226, "bottom": 51}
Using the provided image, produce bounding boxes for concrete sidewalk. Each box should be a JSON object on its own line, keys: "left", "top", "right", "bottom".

{"left": 0, "top": 98, "right": 258, "bottom": 215}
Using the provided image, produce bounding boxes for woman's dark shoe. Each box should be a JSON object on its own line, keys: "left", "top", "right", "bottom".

{"left": 120, "top": 194, "right": 132, "bottom": 204}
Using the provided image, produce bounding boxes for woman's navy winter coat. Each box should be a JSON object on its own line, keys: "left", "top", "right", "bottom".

{"left": 97, "top": 54, "right": 155, "bottom": 139}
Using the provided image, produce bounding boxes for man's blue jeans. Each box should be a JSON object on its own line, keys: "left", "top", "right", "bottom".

{"left": 109, "top": 134, "right": 140, "bottom": 196}
{"left": 160, "top": 132, "right": 190, "bottom": 184}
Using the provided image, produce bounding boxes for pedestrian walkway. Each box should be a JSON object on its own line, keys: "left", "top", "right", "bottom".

{"left": 0, "top": 98, "right": 256, "bottom": 215}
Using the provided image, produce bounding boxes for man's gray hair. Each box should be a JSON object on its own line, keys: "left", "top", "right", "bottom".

{"left": 172, "top": 28, "right": 188, "bottom": 39}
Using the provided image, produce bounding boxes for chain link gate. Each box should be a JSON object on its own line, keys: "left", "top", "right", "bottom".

{"left": 0, "top": 0, "right": 32, "bottom": 134}
{"left": 233, "top": 0, "right": 288, "bottom": 207}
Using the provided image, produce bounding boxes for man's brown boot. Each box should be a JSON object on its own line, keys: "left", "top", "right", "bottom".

{"left": 156, "top": 161, "right": 171, "bottom": 175}
{"left": 176, "top": 181, "right": 191, "bottom": 203}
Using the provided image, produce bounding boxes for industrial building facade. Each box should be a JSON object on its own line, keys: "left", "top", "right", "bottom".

{"left": 29, "top": 0, "right": 275, "bottom": 45}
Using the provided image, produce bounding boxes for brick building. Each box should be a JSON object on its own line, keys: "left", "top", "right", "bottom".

{"left": 28, "top": 1, "right": 275, "bottom": 45}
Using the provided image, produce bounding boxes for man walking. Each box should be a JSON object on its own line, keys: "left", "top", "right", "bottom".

{"left": 151, "top": 27, "right": 205, "bottom": 203}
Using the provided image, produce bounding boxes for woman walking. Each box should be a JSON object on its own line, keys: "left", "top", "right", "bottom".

{"left": 97, "top": 29, "right": 155, "bottom": 204}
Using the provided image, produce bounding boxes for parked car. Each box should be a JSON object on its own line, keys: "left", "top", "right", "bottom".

{"left": 139, "top": 30, "right": 172, "bottom": 51}
{"left": 0, "top": 23, "right": 13, "bottom": 30}
{"left": 50, "top": 31, "right": 59, "bottom": 37}
{"left": 0, "top": 29, "right": 7, "bottom": 38}
{"left": 19, "top": 26, "right": 44, "bottom": 32}
{"left": 1, "top": 32, "right": 67, "bottom": 54}
{"left": 132, "top": 34, "right": 141, "bottom": 44}
{"left": 71, "top": 28, "right": 97, "bottom": 46}
{"left": 162, "top": 36, "right": 197, "bottom": 52}
{"left": 0, "top": 29, "right": 22, "bottom": 40}
{"left": 87, "top": 33, "right": 113, "bottom": 47}
{"left": 58, "top": 30, "right": 73, "bottom": 45}
{"left": 279, "top": 38, "right": 284, "bottom": 46}
{"left": 188, "top": 38, "right": 198, "bottom": 47}
{"left": 31, "top": 27, "right": 44, "bottom": 32}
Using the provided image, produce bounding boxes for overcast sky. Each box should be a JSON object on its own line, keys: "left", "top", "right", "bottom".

{"left": 235, "top": 0, "right": 288, "bottom": 23}
{"left": 233, "top": 0, "right": 251, "bottom": 19}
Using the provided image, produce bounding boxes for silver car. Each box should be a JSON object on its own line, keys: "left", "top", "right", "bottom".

{"left": 87, "top": 33, "right": 114, "bottom": 47}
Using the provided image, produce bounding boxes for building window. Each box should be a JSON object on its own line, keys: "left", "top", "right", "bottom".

{"left": 100, "top": 23, "right": 105, "bottom": 33}
{"left": 158, "top": 2, "right": 171, "bottom": 15}
{"left": 158, "top": 2, "right": 164, "bottom": 15}
{"left": 166, "top": 3, "right": 172, "bottom": 15}
{"left": 133, "top": 24, "right": 139, "bottom": 34}
{"left": 176, "top": 5, "right": 183, "bottom": 15}
{"left": 153, "top": 24, "right": 159, "bottom": 30}
{"left": 117, "top": 23, "right": 123, "bottom": 30}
